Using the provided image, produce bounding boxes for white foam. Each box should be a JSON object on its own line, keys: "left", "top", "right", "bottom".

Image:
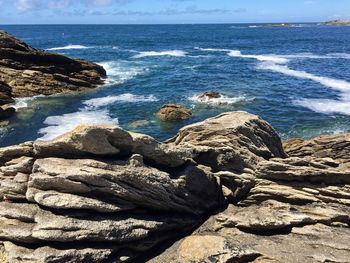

{"left": 47, "top": 45, "right": 92, "bottom": 51}
{"left": 11, "top": 95, "right": 45, "bottom": 109}
{"left": 133, "top": 50, "right": 187, "bottom": 58}
{"left": 189, "top": 94, "right": 248, "bottom": 105}
{"left": 258, "top": 62, "right": 350, "bottom": 93}
{"left": 228, "top": 50, "right": 289, "bottom": 64}
{"left": 294, "top": 99, "right": 350, "bottom": 115}
{"left": 97, "top": 61, "right": 146, "bottom": 85}
{"left": 227, "top": 49, "right": 350, "bottom": 116}
{"left": 195, "top": 47, "right": 230, "bottom": 52}
{"left": 38, "top": 109, "right": 118, "bottom": 141}
{"left": 84, "top": 93, "right": 158, "bottom": 108}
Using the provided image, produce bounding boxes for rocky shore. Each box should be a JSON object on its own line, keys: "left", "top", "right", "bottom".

{"left": 323, "top": 20, "right": 350, "bottom": 25}
{"left": 0, "top": 31, "right": 106, "bottom": 121}
{"left": 0, "top": 111, "right": 349, "bottom": 262}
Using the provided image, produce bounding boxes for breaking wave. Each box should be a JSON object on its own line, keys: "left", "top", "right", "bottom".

{"left": 133, "top": 50, "right": 187, "bottom": 58}
{"left": 47, "top": 45, "right": 92, "bottom": 51}
{"left": 84, "top": 93, "right": 158, "bottom": 108}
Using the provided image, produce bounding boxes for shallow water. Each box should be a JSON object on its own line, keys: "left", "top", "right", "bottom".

{"left": 1, "top": 24, "right": 350, "bottom": 146}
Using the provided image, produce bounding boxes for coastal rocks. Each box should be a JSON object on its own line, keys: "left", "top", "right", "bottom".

{"left": 167, "top": 111, "right": 287, "bottom": 173}
{"left": 198, "top": 91, "right": 222, "bottom": 100}
{"left": 323, "top": 20, "right": 350, "bottom": 25}
{"left": 157, "top": 104, "right": 192, "bottom": 121}
{"left": 0, "top": 111, "right": 350, "bottom": 262}
{"left": 0, "top": 31, "right": 106, "bottom": 121}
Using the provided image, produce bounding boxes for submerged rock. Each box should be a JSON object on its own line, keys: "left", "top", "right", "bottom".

{"left": 157, "top": 104, "right": 192, "bottom": 121}
{"left": 0, "top": 31, "right": 106, "bottom": 121}
{"left": 0, "top": 111, "right": 349, "bottom": 262}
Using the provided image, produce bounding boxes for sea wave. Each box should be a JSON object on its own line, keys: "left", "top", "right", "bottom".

{"left": 294, "top": 99, "right": 350, "bottom": 115}
{"left": 258, "top": 62, "right": 350, "bottom": 93}
{"left": 132, "top": 50, "right": 187, "bottom": 58}
{"left": 38, "top": 109, "right": 118, "bottom": 141}
{"left": 47, "top": 45, "right": 92, "bottom": 51}
{"left": 84, "top": 93, "right": 158, "bottom": 108}
{"left": 195, "top": 47, "right": 230, "bottom": 52}
{"left": 228, "top": 50, "right": 289, "bottom": 64}
{"left": 97, "top": 61, "right": 146, "bottom": 85}
{"left": 227, "top": 49, "right": 350, "bottom": 115}
{"left": 189, "top": 94, "right": 248, "bottom": 105}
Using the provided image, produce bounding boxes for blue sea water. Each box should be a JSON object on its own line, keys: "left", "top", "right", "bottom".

{"left": 1, "top": 24, "right": 350, "bottom": 146}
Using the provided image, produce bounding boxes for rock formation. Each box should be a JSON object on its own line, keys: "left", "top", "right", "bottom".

{"left": 0, "top": 111, "right": 349, "bottom": 262}
{"left": 323, "top": 20, "right": 350, "bottom": 25}
{"left": 0, "top": 31, "right": 106, "bottom": 120}
{"left": 157, "top": 104, "right": 192, "bottom": 121}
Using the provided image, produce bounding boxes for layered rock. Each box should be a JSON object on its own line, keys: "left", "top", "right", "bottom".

{"left": 0, "top": 31, "right": 106, "bottom": 120}
{"left": 0, "top": 111, "right": 349, "bottom": 262}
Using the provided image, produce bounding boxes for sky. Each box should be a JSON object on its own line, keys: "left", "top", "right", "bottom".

{"left": 0, "top": 0, "right": 349, "bottom": 24}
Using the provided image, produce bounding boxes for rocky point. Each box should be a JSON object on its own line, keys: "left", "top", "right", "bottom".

{"left": 0, "top": 31, "right": 106, "bottom": 121}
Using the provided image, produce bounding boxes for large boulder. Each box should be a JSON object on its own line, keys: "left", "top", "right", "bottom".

{"left": 157, "top": 104, "right": 192, "bottom": 121}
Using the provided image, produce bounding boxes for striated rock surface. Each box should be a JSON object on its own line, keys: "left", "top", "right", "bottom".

{"left": 0, "top": 31, "right": 106, "bottom": 121}
{"left": 0, "top": 111, "right": 349, "bottom": 262}
{"left": 157, "top": 104, "right": 192, "bottom": 121}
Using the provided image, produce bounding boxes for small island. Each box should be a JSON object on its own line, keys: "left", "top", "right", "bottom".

{"left": 323, "top": 19, "right": 350, "bottom": 25}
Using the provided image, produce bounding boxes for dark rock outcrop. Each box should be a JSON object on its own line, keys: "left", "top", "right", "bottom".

{"left": 157, "top": 104, "right": 192, "bottom": 121}
{"left": 0, "top": 31, "right": 106, "bottom": 121}
{"left": 0, "top": 111, "right": 349, "bottom": 262}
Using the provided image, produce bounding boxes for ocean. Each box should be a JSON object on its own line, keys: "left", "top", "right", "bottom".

{"left": 1, "top": 24, "right": 350, "bottom": 146}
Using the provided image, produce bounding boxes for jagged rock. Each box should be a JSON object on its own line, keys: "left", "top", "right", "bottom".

{"left": 0, "top": 111, "right": 350, "bottom": 262}
{"left": 0, "top": 31, "right": 106, "bottom": 122}
{"left": 157, "top": 104, "right": 192, "bottom": 121}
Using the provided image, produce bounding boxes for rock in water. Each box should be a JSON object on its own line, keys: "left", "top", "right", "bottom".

{"left": 0, "top": 111, "right": 349, "bottom": 262}
{"left": 0, "top": 31, "right": 106, "bottom": 121}
{"left": 157, "top": 104, "right": 192, "bottom": 121}
{"left": 323, "top": 20, "right": 350, "bottom": 25}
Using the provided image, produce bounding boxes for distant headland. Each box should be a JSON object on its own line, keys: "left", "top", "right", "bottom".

{"left": 323, "top": 20, "right": 350, "bottom": 25}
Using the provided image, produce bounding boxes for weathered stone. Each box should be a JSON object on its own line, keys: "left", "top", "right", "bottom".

{"left": 167, "top": 111, "right": 287, "bottom": 173}
{"left": 0, "top": 111, "right": 349, "bottom": 262}
{"left": 157, "top": 104, "right": 192, "bottom": 121}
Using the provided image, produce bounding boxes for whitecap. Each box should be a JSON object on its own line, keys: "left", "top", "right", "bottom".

{"left": 38, "top": 109, "right": 118, "bottom": 141}
{"left": 228, "top": 50, "right": 289, "bottom": 64}
{"left": 258, "top": 62, "right": 350, "bottom": 93}
{"left": 195, "top": 47, "right": 230, "bottom": 52}
{"left": 84, "top": 93, "right": 158, "bottom": 108}
{"left": 47, "top": 45, "right": 92, "bottom": 51}
{"left": 132, "top": 50, "right": 187, "bottom": 58}
{"left": 97, "top": 61, "right": 146, "bottom": 85}
{"left": 294, "top": 98, "right": 350, "bottom": 115}
{"left": 189, "top": 94, "right": 248, "bottom": 105}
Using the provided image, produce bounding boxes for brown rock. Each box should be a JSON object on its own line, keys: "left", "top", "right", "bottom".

{"left": 0, "top": 31, "right": 106, "bottom": 123}
{"left": 157, "top": 104, "right": 192, "bottom": 121}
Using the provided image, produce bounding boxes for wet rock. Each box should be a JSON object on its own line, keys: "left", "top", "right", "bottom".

{"left": 157, "top": 104, "right": 192, "bottom": 121}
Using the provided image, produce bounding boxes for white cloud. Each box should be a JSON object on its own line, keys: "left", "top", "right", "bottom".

{"left": 15, "top": 0, "right": 42, "bottom": 11}
{"left": 48, "top": 0, "right": 71, "bottom": 9}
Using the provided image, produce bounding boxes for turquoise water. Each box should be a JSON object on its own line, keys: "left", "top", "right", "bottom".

{"left": 1, "top": 24, "right": 350, "bottom": 146}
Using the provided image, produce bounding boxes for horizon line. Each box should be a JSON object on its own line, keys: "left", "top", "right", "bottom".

{"left": 0, "top": 21, "right": 324, "bottom": 26}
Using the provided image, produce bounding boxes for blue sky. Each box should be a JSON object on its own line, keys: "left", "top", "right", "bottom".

{"left": 1, "top": 0, "right": 349, "bottom": 24}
